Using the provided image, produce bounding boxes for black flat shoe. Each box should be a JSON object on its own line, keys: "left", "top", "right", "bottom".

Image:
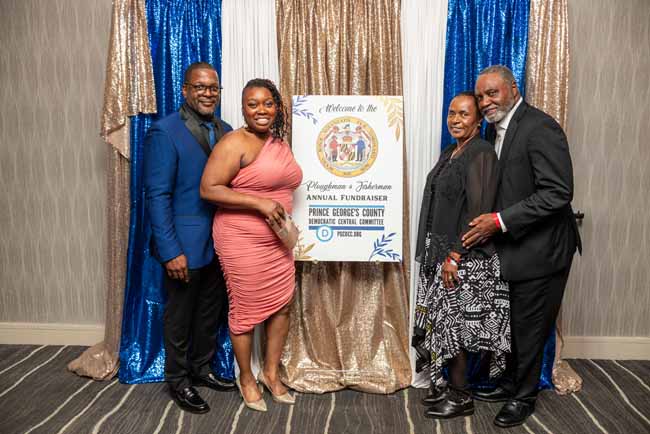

{"left": 425, "top": 389, "right": 474, "bottom": 419}
{"left": 494, "top": 400, "right": 534, "bottom": 428}
{"left": 473, "top": 386, "right": 511, "bottom": 403}
{"left": 421, "top": 386, "right": 449, "bottom": 406}
{"left": 170, "top": 386, "right": 210, "bottom": 414}
{"left": 193, "top": 372, "right": 236, "bottom": 391}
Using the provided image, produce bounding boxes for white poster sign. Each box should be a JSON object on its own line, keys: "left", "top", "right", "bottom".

{"left": 291, "top": 95, "right": 403, "bottom": 262}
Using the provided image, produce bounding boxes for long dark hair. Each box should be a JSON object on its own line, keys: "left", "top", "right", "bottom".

{"left": 242, "top": 78, "right": 287, "bottom": 139}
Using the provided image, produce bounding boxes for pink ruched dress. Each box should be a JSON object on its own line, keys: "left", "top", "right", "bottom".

{"left": 213, "top": 136, "right": 303, "bottom": 335}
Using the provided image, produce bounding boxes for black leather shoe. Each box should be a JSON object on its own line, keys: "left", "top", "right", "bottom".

{"left": 425, "top": 389, "right": 474, "bottom": 419}
{"left": 170, "top": 386, "right": 209, "bottom": 414}
{"left": 421, "top": 386, "right": 449, "bottom": 406}
{"left": 473, "top": 386, "right": 511, "bottom": 403}
{"left": 193, "top": 372, "right": 236, "bottom": 391}
{"left": 494, "top": 400, "right": 534, "bottom": 428}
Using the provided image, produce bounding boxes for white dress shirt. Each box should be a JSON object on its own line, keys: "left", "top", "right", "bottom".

{"left": 494, "top": 96, "right": 523, "bottom": 159}
{"left": 494, "top": 97, "right": 523, "bottom": 232}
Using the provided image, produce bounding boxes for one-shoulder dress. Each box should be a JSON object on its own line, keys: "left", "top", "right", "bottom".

{"left": 213, "top": 136, "right": 303, "bottom": 335}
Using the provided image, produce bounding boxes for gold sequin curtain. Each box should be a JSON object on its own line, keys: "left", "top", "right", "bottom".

{"left": 526, "top": 0, "right": 569, "bottom": 128}
{"left": 526, "top": 0, "right": 582, "bottom": 395}
{"left": 100, "top": 0, "right": 156, "bottom": 158}
{"left": 276, "top": 0, "right": 411, "bottom": 393}
{"left": 68, "top": 0, "right": 156, "bottom": 380}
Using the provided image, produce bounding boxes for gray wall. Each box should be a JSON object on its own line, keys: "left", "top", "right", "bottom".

{"left": 0, "top": 0, "right": 111, "bottom": 324}
{"left": 0, "top": 0, "right": 648, "bottom": 338}
{"left": 562, "top": 0, "right": 650, "bottom": 337}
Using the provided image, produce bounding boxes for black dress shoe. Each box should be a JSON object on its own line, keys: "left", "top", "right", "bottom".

{"left": 193, "top": 372, "right": 236, "bottom": 391}
{"left": 494, "top": 400, "right": 534, "bottom": 428}
{"left": 473, "top": 386, "right": 511, "bottom": 403}
{"left": 170, "top": 386, "right": 210, "bottom": 414}
{"left": 421, "top": 386, "right": 449, "bottom": 406}
{"left": 425, "top": 389, "right": 474, "bottom": 419}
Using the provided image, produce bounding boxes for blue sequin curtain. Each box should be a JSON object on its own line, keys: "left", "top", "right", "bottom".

{"left": 119, "top": 0, "right": 234, "bottom": 384}
{"left": 441, "top": 0, "right": 555, "bottom": 390}
{"left": 441, "top": 0, "right": 529, "bottom": 149}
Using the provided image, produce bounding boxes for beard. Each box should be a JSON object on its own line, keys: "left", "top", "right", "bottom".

{"left": 484, "top": 96, "right": 516, "bottom": 123}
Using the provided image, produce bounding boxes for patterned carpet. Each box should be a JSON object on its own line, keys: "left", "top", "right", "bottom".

{"left": 0, "top": 345, "right": 648, "bottom": 434}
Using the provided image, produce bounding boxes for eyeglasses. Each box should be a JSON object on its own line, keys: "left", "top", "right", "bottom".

{"left": 185, "top": 83, "right": 222, "bottom": 94}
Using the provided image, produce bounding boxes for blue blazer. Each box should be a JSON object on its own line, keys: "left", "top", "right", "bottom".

{"left": 144, "top": 112, "right": 232, "bottom": 269}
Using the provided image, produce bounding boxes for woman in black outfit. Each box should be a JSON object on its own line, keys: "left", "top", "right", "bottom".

{"left": 413, "top": 92, "right": 510, "bottom": 419}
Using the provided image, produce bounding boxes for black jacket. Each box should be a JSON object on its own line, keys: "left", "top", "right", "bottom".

{"left": 489, "top": 101, "right": 581, "bottom": 281}
{"left": 415, "top": 137, "right": 498, "bottom": 267}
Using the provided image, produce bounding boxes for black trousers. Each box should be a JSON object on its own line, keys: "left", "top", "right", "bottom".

{"left": 500, "top": 262, "right": 572, "bottom": 403}
{"left": 163, "top": 258, "right": 227, "bottom": 392}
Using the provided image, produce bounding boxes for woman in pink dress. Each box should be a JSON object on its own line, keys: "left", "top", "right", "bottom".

{"left": 200, "top": 79, "right": 302, "bottom": 412}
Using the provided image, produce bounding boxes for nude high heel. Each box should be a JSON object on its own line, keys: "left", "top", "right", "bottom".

{"left": 235, "top": 377, "right": 267, "bottom": 412}
{"left": 258, "top": 371, "right": 296, "bottom": 405}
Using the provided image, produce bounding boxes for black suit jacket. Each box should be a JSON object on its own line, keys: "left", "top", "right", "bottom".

{"left": 488, "top": 101, "right": 581, "bottom": 281}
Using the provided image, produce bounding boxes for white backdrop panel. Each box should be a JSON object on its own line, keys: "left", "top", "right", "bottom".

{"left": 221, "top": 0, "right": 280, "bottom": 128}
{"left": 401, "top": 0, "right": 449, "bottom": 387}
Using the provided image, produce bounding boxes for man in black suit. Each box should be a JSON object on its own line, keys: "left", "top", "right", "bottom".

{"left": 463, "top": 65, "right": 581, "bottom": 428}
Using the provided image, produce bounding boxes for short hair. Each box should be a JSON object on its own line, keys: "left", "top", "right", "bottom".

{"left": 452, "top": 90, "right": 482, "bottom": 118}
{"left": 242, "top": 78, "right": 287, "bottom": 139}
{"left": 184, "top": 62, "right": 216, "bottom": 83}
{"left": 478, "top": 65, "right": 516, "bottom": 86}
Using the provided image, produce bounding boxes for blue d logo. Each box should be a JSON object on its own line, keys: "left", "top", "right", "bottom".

{"left": 316, "top": 225, "right": 334, "bottom": 242}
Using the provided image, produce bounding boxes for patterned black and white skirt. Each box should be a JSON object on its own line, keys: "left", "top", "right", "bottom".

{"left": 414, "top": 253, "right": 510, "bottom": 386}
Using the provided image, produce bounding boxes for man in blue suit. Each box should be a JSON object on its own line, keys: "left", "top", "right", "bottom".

{"left": 144, "top": 62, "right": 234, "bottom": 414}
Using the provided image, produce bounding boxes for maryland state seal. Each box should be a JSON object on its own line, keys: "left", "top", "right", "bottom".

{"left": 316, "top": 116, "right": 378, "bottom": 177}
